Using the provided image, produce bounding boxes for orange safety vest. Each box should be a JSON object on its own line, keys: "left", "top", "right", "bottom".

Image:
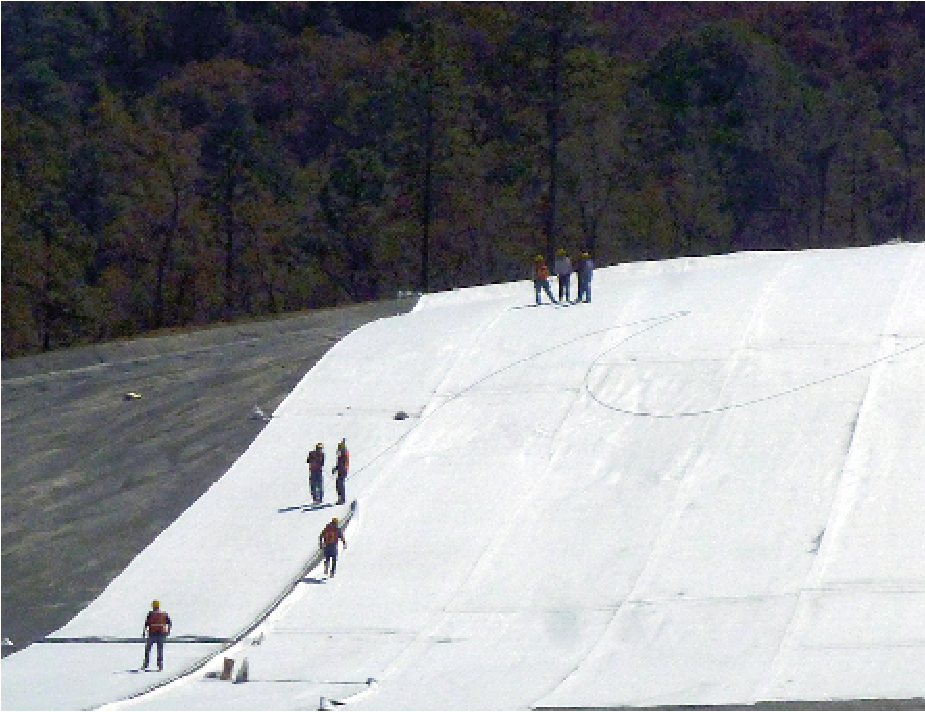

{"left": 146, "top": 609, "right": 169, "bottom": 634}
{"left": 336, "top": 448, "right": 350, "bottom": 475}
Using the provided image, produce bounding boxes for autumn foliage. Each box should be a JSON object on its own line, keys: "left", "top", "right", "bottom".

{"left": 3, "top": 3, "right": 923, "bottom": 356}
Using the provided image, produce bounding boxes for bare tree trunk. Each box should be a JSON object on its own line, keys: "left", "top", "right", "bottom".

{"left": 420, "top": 22, "right": 435, "bottom": 294}
{"left": 545, "top": 24, "right": 561, "bottom": 262}
{"left": 899, "top": 135, "right": 912, "bottom": 242}
{"left": 815, "top": 144, "right": 836, "bottom": 246}
{"left": 224, "top": 170, "right": 236, "bottom": 319}
{"left": 42, "top": 227, "right": 51, "bottom": 352}
{"left": 153, "top": 178, "right": 180, "bottom": 329}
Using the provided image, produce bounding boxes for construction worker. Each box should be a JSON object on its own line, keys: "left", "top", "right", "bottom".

{"left": 319, "top": 517, "right": 347, "bottom": 577}
{"left": 576, "top": 251, "right": 594, "bottom": 303}
{"left": 142, "top": 599, "right": 171, "bottom": 671}
{"left": 533, "top": 255, "right": 557, "bottom": 305}
{"left": 307, "top": 443, "right": 325, "bottom": 504}
{"left": 554, "top": 248, "right": 573, "bottom": 302}
{"left": 333, "top": 439, "right": 350, "bottom": 505}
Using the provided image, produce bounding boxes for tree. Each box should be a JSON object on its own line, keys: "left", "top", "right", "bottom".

{"left": 635, "top": 24, "right": 809, "bottom": 255}
{"left": 483, "top": 5, "right": 591, "bottom": 261}
{"left": 393, "top": 7, "right": 440, "bottom": 293}
{"left": 318, "top": 147, "right": 389, "bottom": 301}
{"left": 848, "top": 3, "right": 925, "bottom": 242}
{"left": 2, "top": 107, "right": 96, "bottom": 351}
{"left": 559, "top": 44, "right": 630, "bottom": 260}
{"left": 90, "top": 89, "right": 212, "bottom": 332}
{"left": 393, "top": 4, "right": 489, "bottom": 292}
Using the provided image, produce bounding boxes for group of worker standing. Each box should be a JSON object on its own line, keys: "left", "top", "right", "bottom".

{"left": 534, "top": 250, "right": 594, "bottom": 306}
{"left": 140, "top": 249, "right": 597, "bottom": 670}
{"left": 306, "top": 439, "right": 350, "bottom": 506}
{"left": 138, "top": 245, "right": 596, "bottom": 670}
{"left": 141, "top": 439, "right": 353, "bottom": 670}
{"left": 308, "top": 439, "right": 351, "bottom": 578}
{"left": 308, "top": 439, "right": 351, "bottom": 577}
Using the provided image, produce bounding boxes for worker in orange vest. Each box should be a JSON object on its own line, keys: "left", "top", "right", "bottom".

{"left": 142, "top": 599, "right": 172, "bottom": 671}
{"left": 319, "top": 517, "right": 347, "bottom": 577}
{"left": 333, "top": 439, "right": 350, "bottom": 505}
{"left": 533, "top": 255, "right": 557, "bottom": 305}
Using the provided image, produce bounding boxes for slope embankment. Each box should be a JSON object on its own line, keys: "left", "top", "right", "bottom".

{"left": 1, "top": 299, "right": 417, "bottom": 662}
{"left": 4, "top": 246, "right": 924, "bottom": 711}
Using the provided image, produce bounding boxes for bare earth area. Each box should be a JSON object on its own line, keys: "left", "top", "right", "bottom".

{"left": 1, "top": 298, "right": 416, "bottom": 658}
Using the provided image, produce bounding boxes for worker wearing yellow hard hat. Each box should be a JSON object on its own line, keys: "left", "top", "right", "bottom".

{"left": 142, "top": 598, "right": 171, "bottom": 671}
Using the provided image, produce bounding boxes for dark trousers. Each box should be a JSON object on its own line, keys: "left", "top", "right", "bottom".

{"left": 558, "top": 275, "right": 571, "bottom": 302}
{"left": 144, "top": 633, "right": 167, "bottom": 669}
{"left": 323, "top": 543, "right": 339, "bottom": 576}
{"left": 310, "top": 471, "right": 323, "bottom": 503}
{"left": 336, "top": 474, "right": 346, "bottom": 505}
{"left": 535, "top": 280, "right": 556, "bottom": 304}
{"left": 577, "top": 278, "right": 591, "bottom": 302}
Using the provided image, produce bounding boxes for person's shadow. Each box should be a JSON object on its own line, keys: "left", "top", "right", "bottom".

{"left": 278, "top": 502, "right": 333, "bottom": 513}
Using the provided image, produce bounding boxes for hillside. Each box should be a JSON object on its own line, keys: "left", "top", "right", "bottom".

{"left": 1, "top": 299, "right": 417, "bottom": 660}
{"left": 3, "top": 245, "right": 924, "bottom": 710}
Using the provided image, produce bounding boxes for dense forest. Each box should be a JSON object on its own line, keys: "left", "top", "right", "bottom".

{"left": 3, "top": 2, "right": 924, "bottom": 356}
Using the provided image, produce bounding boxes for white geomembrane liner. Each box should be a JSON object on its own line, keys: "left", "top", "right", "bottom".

{"left": 3, "top": 244, "right": 924, "bottom": 710}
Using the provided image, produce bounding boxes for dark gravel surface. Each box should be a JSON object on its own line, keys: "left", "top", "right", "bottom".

{"left": 1, "top": 298, "right": 417, "bottom": 658}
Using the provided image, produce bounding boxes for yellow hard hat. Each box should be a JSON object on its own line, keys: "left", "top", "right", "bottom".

{"left": 152, "top": 599, "right": 160, "bottom": 608}
{"left": 332, "top": 517, "right": 339, "bottom": 524}
{"left": 316, "top": 442, "right": 323, "bottom": 449}
{"left": 535, "top": 255, "right": 543, "bottom": 261}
